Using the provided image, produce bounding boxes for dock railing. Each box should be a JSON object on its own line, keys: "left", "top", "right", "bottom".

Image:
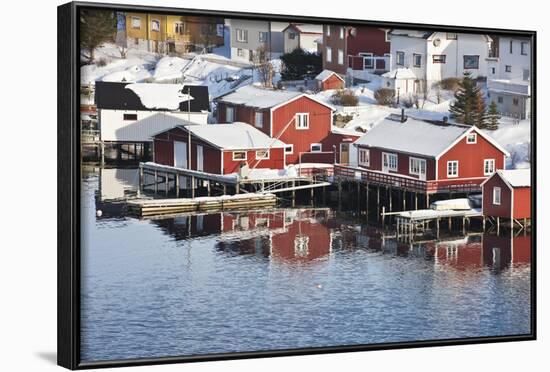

{"left": 334, "top": 165, "right": 483, "bottom": 194}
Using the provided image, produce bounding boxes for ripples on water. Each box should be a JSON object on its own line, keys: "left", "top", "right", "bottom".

{"left": 80, "top": 168, "right": 531, "bottom": 362}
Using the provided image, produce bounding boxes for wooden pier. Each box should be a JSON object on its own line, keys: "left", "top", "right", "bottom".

{"left": 127, "top": 194, "right": 277, "bottom": 217}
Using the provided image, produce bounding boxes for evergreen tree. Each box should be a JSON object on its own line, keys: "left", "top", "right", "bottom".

{"left": 280, "top": 49, "right": 322, "bottom": 81}
{"left": 472, "top": 90, "right": 488, "bottom": 129}
{"left": 80, "top": 9, "right": 117, "bottom": 63}
{"left": 486, "top": 101, "right": 501, "bottom": 130}
{"left": 449, "top": 71, "right": 487, "bottom": 128}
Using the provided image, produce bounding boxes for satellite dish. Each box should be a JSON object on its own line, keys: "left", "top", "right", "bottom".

{"left": 433, "top": 38, "right": 441, "bottom": 47}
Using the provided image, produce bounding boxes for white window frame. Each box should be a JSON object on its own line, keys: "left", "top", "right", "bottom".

{"left": 409, "top": 157, "right": 425, "bottom": 176}
{"left": 339, "top": 27, "right": 345, "bottom": 39}
{"left": 131, "top": 17, "right": 141, "bottom": 29}
{"left": 484, "top": 159, "right": 495, "bottom": 176}
{"left": 383, "top": 152, "right": 398, "bottom": 172}
{"left": 521, "top": 41, "right": 528, "bottom": 56}
{"left": 285, "top": 144, "right": 294, "bottom": 154}
{"left": 259, "top": 31, "right": 268, "bottom": 43}
{"left": 254, "top": 112, "right": 263, "bottom": 128}
{"left": 236, "top": 28, "right": 248, "bottom": 42}
{"left": 384, "top": 30, "right": 390, "bottom": 42}
{"left": 358, "top": 148, "right": 370, "bottom": 167}
{"left": 174, "top": 21, "right": 185, "bottom": 34}
{"left": 255, "top": 149, "right": 269, "bottom": 160}
{"left": 396, "top": 51, "right": 405, "bottom": 66}
{"left": 493, "top": 186, "right": 501, "bottom": 205}
{"left": 226, "top": 106, "right": 234, "bottom": 123}
{"left": 360, "top": 53, "right": 374, "bottom": 69}
{"left": 326, "top": 47, "right": 332, "bottom": 62}
{"left": 310, "top": 143, "right": 322, "bottom": 152}
{"left": 338, "top": 49, "right": 344, "bottom": 65}
{"left": 413, "top": 53, "right": 422, "bottom": 68}
{"left": 446, "top": 32, "right": 458, "bottom": 40}
{"left": 466, "top": 133, "right": 477, "bottom": 144}
{"left": 295, "top": 113, "right": 309, "bottom": 129}
{"left": 232, "top": 151, "right": 247, "bottom": 161}
{"left": 447, "top": 160, "right": 459, "bottom": 178}
{"left": 151, "top": 19, "right": 160, "bottom": 32}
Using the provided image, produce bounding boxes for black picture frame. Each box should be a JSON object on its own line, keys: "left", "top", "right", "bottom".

{"left": 58, "top": 1, "right": 537, "bottom": 369}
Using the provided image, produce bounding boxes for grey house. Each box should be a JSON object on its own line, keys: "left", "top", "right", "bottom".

{"left": 229, "top": 19, "right": 287, "bottom": 61}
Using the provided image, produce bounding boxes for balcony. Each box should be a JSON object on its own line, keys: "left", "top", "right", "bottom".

{"left": 334, "top": 165, "right": 484, "bottom": 194}
{"left": 487, "top": 79, "right": 530, "bottom": 96}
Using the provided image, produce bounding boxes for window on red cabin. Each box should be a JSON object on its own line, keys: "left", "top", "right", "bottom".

{"left": 358, "top": 149, "right": 370, "bottom": 167}
{"left": 467, "top": 133, "right": 477, "bottom": 144}
{"left": 254, "top": 112, "right": 263, "bottom": 128}
{"left": 232, "top": 151, "right": 247, "bottom": 161}
{"left": 310, "top": 143, "right": 322, "bottom": 152}
{"left": 226, "top": 107, "right": 234, "bottom": 123}
{"left": 484, "top": 159, "right": 495, "bottom": 175}
{"left": 493, "top": 186, "right": 501, "bottom": 205}
{"left": 255, "top": 150, "right": 269, "bottom": 160}
{"left": 295, "top": 113, "right": 309, "bottom": 129}
{"left": 447, "top": 160, "right": 459, "bottom": 178}
{"left": 123, "top": 113, "right": 138, "bottom": 121}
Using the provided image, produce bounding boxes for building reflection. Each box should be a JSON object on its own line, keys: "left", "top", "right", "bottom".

{"left": 433, "top": 233, "right": 531, "bottom": 271}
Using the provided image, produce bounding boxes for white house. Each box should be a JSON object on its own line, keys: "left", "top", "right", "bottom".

{"left": 387, "top": 30, "right": 492, "bottom": 93}
{"left": 282, "top": 24, "right": 323, "bottom": 54}
{"left": 95, "top": 82, "right": 210, "bottom": 143}
{"left": 228, "top": 19, "right": 287, "bottom": 62}
{"left": 486, "top": 36, "right": 531, "bottom": 119}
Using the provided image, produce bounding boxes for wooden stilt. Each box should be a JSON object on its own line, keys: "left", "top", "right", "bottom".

{"left": 497, "top": 217, "right": 500, "bottom": 235}
{"left": 191, "top": 176, "right": 195, "bottom": 198}
{"left": 402, "top": 190, "right": 406, "bottom": 211}
{"left": 376, "top": 185, "right": 380, "bottom": 219}
{"left": 207, "top": 180, "right": 211, "bottom": 196}
{"left": 365, "top": 183, "right": 370, "bottom": 217}
{"left": 175, "top": 174, "right": 180, "bottom": 198}
{"left": 165, "top": 172, "right": 169, "bottom": 195}
{"left": 154, "top": 170, "right": 158, "bottom": 194}
{"left": 138, "top": 165, "right": 144, "bottom": 197}
{"left": 388, "top": 187, "right": 392, "bottom": 212}
{"left": 482, "top": 217, "right": 486, "bottom": 231}
{"left": 426, "top": 193, "right": 430, "bottom": 208}
{"left": 414, "top": 192, "right": 418, "bottom": 210}
{"left": 292, "top": 181, "right": 296, "bottom": 207}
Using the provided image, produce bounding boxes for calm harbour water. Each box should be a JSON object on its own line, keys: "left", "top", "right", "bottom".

{"left": 80, "top": 167, "right": 531, "bottom": 362}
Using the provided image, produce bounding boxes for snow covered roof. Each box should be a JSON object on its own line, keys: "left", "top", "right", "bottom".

{"left": 497, "top": 169, "right": 531, "bottom": 188}
{"left": 315, "top": 70, "right": 344, "bottom": 82}
{"left": 382, "top": 68, "right": 416, "bottom": 80}
{"left": 95, "top": 82, "right": 209, "bottom": 112}
{"left": 173, "top": 122, "right": 286, "bottom": 150}
{"left": 354, "top": 117, "right": 472, "bottom": 157}
{"left": 217, "top": 85, "right": 302, "bottom": 109}
{"left": 126, "top": 84, "right": 193, "bottom": 110}
{"left": 284, "top": 23, "right": 323, "bottom": 34}
{"left": 389, "top": 29, "right": 433, "bottom": 39}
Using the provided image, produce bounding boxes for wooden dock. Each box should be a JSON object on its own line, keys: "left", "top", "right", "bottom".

{"left": 127, "top": 193, "right": 277, "bottom": 217}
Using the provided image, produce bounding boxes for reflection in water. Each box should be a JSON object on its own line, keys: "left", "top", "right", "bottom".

{"left": 81, "top": 168, "right": 532, "bottom": 362}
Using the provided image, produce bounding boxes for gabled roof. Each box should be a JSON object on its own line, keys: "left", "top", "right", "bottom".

{"left": 354, "top": 116, "right": 509, "bottom": 158}
{"left": 481, "top": 169, "right": 531, "bottom": 188}
{"left": 158, "top": 122, "right": 286, "bottom": 150}
{"left": 95, "top": 81, "right": 209, "bottom": 112}
{"left": 283, "top": 23, "right": 323, "bottom": 35}
{"left": 217, "top": 85, "right": 334, "bottom": 111}
{"left": 315, "top": 70, "right": 344, "bottom": 82}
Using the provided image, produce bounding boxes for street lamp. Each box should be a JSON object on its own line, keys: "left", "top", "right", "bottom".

{"left": 396, "top": 86, "right": 401, "bottom": 106}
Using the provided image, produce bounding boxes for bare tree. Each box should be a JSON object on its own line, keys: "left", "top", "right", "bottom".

{"left": 253, "top": 46, "right": 274, "bottom": 88}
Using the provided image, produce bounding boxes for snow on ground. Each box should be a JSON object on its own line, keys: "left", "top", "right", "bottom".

{"left": 81, "top": 43, "right": 158, "bottom": 84}
{"left": 482, "top": 117, "right": 531, "bottom": 169}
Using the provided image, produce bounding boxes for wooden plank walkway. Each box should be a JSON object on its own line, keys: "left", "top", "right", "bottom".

{"left": 127, "top": 194, "right": 277, "bottom": 217}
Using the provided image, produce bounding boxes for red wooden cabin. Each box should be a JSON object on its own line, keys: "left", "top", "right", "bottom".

{"left": 314, "top": 70, "right": 345, "bottom": 91}
{"left": 216, "top": 85, "right": 348, "bottom": 164}
{"left": 153, "top": 121, "right": 286, "bottom": 175}
{"left": 346, "top": 114, "right": 510, "bottom": 194}
{"left": 322, "top": 25, "right": 390, "bottom": 75}
{"left": 481, "top": 169, "right": 531, "bottom": 220}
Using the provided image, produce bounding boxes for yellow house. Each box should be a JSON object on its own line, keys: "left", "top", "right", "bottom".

{"left": 125, "top": 13, "right": 168, "bottom": 53}
{"left": 124, "top": 13, "right": 225, "bottom": 55}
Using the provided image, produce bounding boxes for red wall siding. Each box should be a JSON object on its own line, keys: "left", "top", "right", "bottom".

{"left": 482, "top": 175, "right": 512, "bottom": 218}
{"left": 356, "top": 146, "right": 436, "bottom": 180}
{"left": 435, "top": 241, "right": 483, "bottom": 271}
{"left": 271, "top": 217, "right": 331, "bottom": 261}
{"left": 217, "top": 102, "right": 271, "bottom": 135}
{"left": 438, "top": 133, "right": 505, "bottom": 180}
{"left": 347, "top": 27, "right": 390, "bottom": 57}
{"left": 222, "top": 147, "right": 285, "bottom": 174}
{"left": 272, "top": 96, "right": 333, "bottom": 164}
{"left": 321, "top": 74, "right": 345, "bottom": 90}
{"left": 513, "top": 187, "right": 531, "bottom": 219}
{"left": 153, "top": 127, "right": 221, "bottom": 174}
